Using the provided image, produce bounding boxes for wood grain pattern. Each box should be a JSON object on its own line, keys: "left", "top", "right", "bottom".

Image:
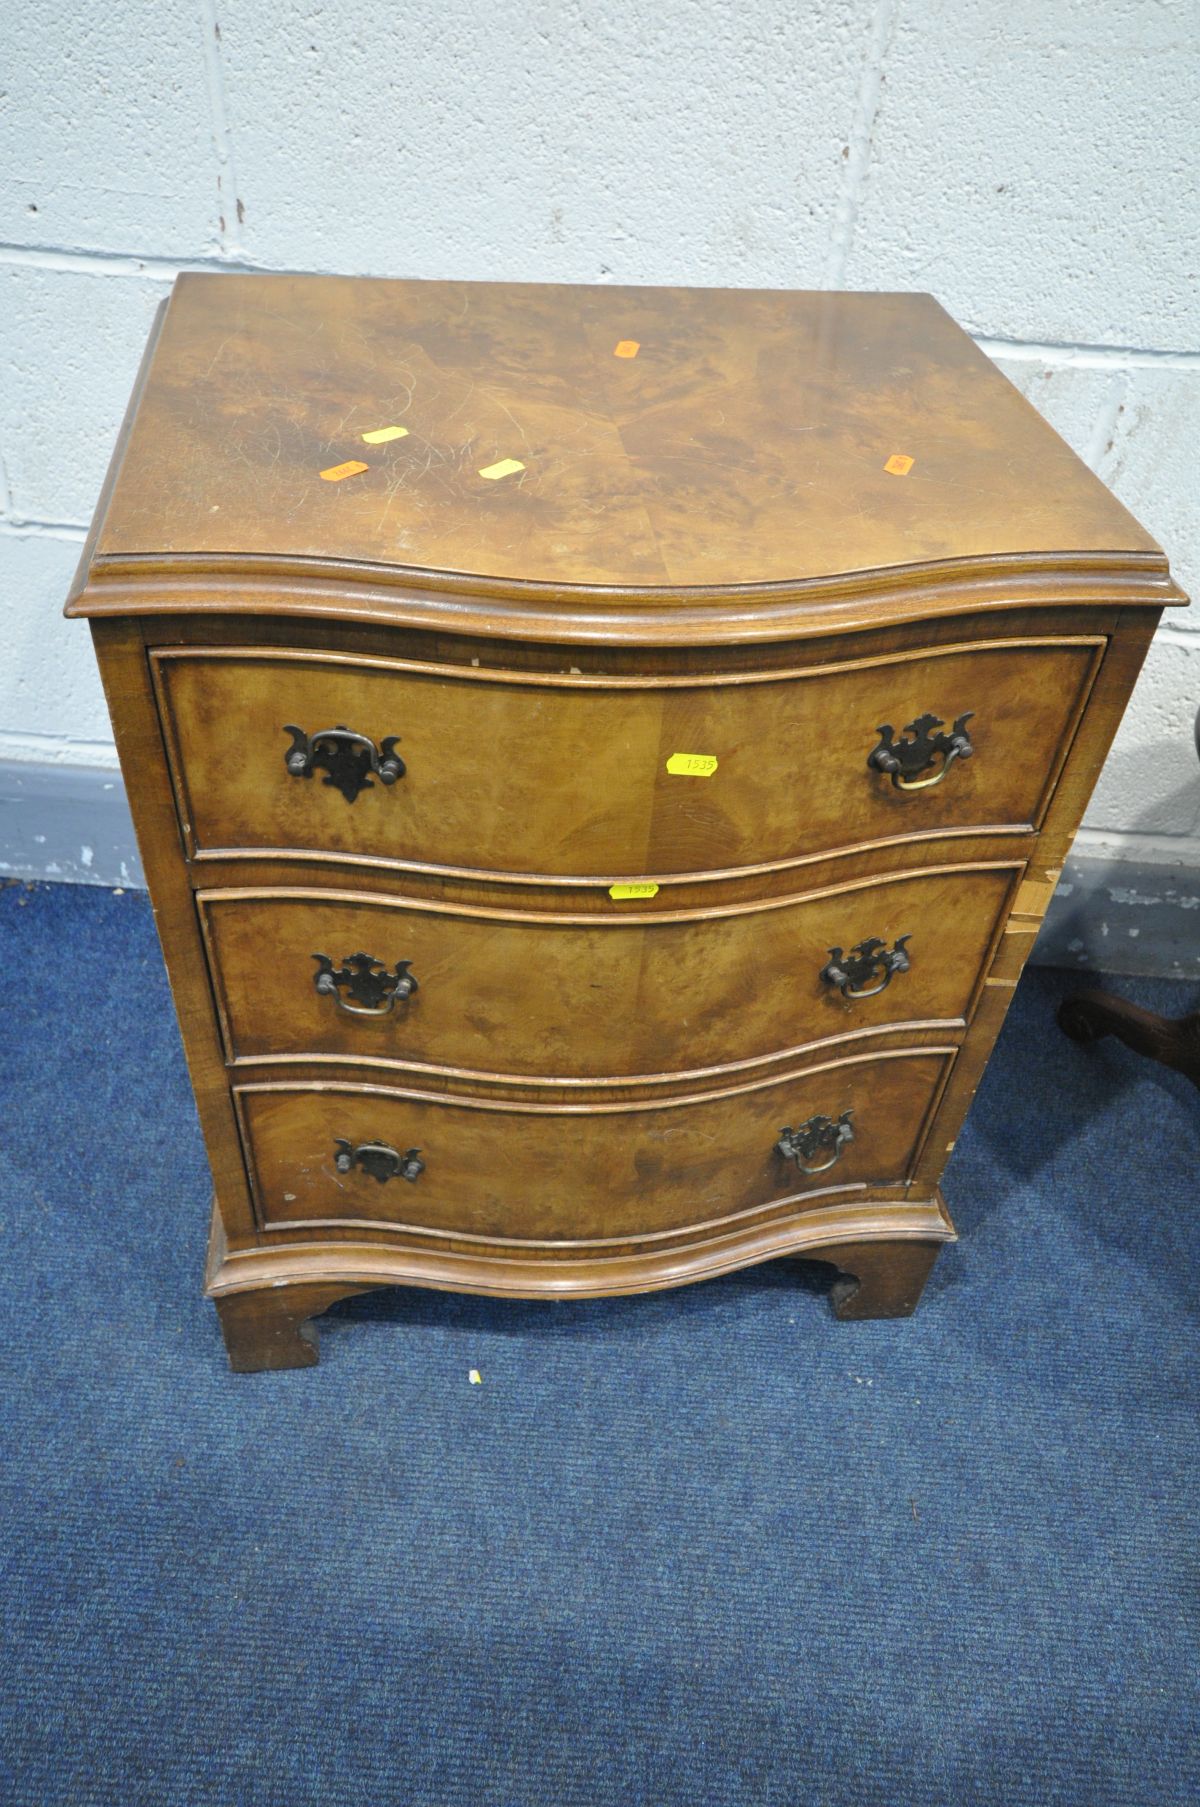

{"left": 198, "top": 862, "right": 1018, "bottom": 1082}
{"left": 69, "top": 554, "right": 1181, "bottom": 649}
{"left": 907, "top": 607, "right": 1162, "bottom": 1200}
{"left": 153, "top": 636, "right": 1102, "bottom": 878}
{"left": 89, "top": 619, "right": 257, "bottom": 1241}
{"left": 79, "top": 278, "right": 1164, "bottom": 590}
{"left": 234, "top": 1047, "right": 953, "bottom": 1242}
{"left": 64, "top": 278, "right": 1184, "bottom": 1368}
{"left": 203, "top": 1191, "right": 958, "bottom": 1364}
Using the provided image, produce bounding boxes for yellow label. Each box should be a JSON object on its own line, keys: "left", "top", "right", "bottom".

{"left": 608, "top": 882, "right": 660, "bottom": 901}
{"left": 319, "top": 460, "right": 369, "bottom": 482}
{"left": 666, "top": 752, "right": 718, "bottom": 778}
{"left": 614, "top": 339, "right": 640, "bottom": 359}
{"left": 361, "top": 425, "right": 409, "bottom": 444}
{"left": 884, "top": 453, "right": 915, "bottom": 476}
{"left": 478, "top": 457, "right": 525, "bottom": 481}
{"left": 468, "top": 1369, "right": 482, "bottom": 1385}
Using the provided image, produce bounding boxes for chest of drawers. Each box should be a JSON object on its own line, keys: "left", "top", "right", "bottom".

{"left": 67, "top": 275, "right": 1184, "bottom": 1370}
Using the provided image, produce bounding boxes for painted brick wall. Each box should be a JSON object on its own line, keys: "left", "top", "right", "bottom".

{"left": 3, "top": 0, "right": 1197, "bottom": 877}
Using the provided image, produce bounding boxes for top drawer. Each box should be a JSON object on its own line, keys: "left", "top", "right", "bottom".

{"left": 152, "top": 637, "right": 1103, "bottom": 881}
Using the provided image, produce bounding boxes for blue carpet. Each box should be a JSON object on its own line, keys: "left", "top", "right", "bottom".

{"left": 1, "top": 878, "right": 1197, "bottom": 1806}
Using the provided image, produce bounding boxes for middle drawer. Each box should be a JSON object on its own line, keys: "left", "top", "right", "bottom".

{"left": 199, "top": 859, "right": 1019, "bottom": 1082}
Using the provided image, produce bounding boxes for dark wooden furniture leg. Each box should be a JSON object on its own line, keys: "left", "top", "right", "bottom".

{"left": 211, "top": 1282, "right": 379, "bottom": 1372}
{"left": 1058, "top": 990, "right": 1200, "bottom": 1089}
{"left": 810, "top": 1238, "right": 944, "bottom": 1319}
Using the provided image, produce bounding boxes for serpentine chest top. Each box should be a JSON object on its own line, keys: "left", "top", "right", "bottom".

{"left": 67, "top": 275, "right": 1185, "bottom": 1371}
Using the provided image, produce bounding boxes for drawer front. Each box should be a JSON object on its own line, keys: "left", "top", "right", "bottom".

{"left": 236, "top": 1049, "right": 952, "bottom": 1241}
{"left": 155, "top": 638, "right": 1102, "bottom": 878}
{"left": 202, "top": 862, "right": 1018, "bottom": 1081}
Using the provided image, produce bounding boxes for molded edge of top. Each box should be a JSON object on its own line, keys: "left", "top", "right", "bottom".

{"left": 64, "top": 286, "right": 1186, "bottom": 643}
{"left": 65, "top": 547, "right": 1186, "bottom": 647}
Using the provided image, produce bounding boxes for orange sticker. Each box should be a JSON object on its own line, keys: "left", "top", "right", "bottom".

{"left": 884, "top": 453, "right": 915, "bottom": 476}
{"left": 614, "top": 340, "right": 640, "bottom": 359}
{"left": 320, "top": 460, "right": 369, "bottom": 482}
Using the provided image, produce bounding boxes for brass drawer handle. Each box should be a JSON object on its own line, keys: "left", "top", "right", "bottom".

{"left": 283, "top": 724, "right": 406, "bottom": 803}
{"left": 820, "top": 935, "right": 911, "bottom": 1000}
{"left": 333, "top": 1139, "right": 424, "bottom": 1184}
{"left": 868, "top": 711, "right": 974, "bottom": 791}
{"left": 776, "top": 1111, "right": 854, "bottom": 1176}
{"left": 313, "top": 952, "right": 418, "bottom": 1017}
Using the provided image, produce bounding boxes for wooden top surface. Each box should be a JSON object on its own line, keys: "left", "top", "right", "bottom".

{"left": 85, "top": 274, "right": 1165, "bottom": 590}
{"left": 72, "top": 275, "right": 1181, "bottom": 641}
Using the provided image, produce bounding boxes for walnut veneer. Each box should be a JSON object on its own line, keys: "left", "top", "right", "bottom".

{"left": 67, "top": 275, "right": 1185, "bottom": 1370}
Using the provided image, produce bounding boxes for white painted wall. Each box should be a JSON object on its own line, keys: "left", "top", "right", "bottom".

{"left": 3, "top": 0, "right": 1198, "bottom": 870}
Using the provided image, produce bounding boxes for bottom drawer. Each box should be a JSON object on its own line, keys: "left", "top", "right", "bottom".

{"left": 237, "top": 1047, "right": 953, "bottom": 1243}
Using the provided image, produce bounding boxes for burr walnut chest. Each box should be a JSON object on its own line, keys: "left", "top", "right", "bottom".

{"left": 67, "top": 275, "right": 1184, "bottom": 1370}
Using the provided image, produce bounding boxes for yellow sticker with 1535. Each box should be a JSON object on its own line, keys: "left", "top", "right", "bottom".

{"left": 666, "top": 752, "right": 718, "bottom": 778}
